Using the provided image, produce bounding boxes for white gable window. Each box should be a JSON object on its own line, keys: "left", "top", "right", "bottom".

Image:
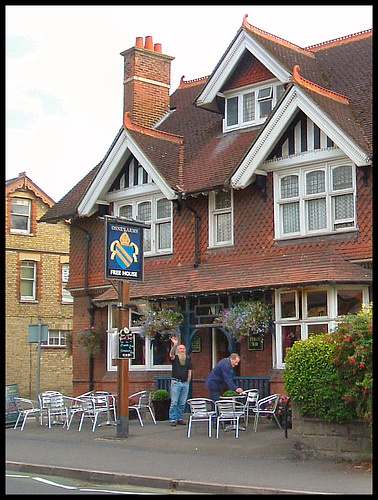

{"left": 118, "top": 196, "right": 172, "bottom": 255}
{"left": 274, "top": 162, "right": 356, "bottom": 239}
{"left": 224, "top": 81, "right": 285, "bottom": 132}
{"left": 10, "top": 198, "right": 32, "bottom": 234}
{"left": 209, "top": 190, "right": 233, "bottom": 247}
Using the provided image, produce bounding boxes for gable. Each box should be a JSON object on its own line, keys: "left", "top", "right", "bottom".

{"left": 77, "top": 125, "right": 179, "bottom": 218}
{"left": 231, "top": 83, "right": 371, "bottom": 189}
{"left": 221, "top": 51, "right": 275, "bottom": 92}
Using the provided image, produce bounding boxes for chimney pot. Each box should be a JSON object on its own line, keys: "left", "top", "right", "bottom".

{"left": 144, "top": 36, "right": 153, "bottom": 50}
{"left": 154, "top": 43, "right": 162, "bottom": 53}
{"left": 135, "top": 37, "right": 143, "bottom": 48}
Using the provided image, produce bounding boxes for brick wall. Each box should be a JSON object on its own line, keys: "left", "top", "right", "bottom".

{"left": 6, "top": 185, "right": 73, "bottom": 398}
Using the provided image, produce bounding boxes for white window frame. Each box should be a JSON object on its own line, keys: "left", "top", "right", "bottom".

{"left": 46, "top": 330, "right": 68, "bottom": 347}
{"left": 10, "top": 197, "right": 32, "bottom": 234}
{"left": 20, "top": 260, "right": 37, "bottom": 301}
{"left": 115, "top": 195, "right": 173, "bottom": 256}
{"left": 223, "top": 80, "right": 285, "bottom": 132}
{"left": 106, "top": 305, "right": 173, "bottom": 372}
{"left": 61, "top": 264, "right": 74, "bottom": 303}
{"left": 274, "top": 285, "right": 370, "bottom": 369}
{"left": 208, "top": 190, "right": 234, "bottom": 248}
{"left": 274, "top": 160, "right": 356, "bottom": 240}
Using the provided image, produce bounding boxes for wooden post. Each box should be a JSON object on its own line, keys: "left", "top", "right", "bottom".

{"left": 117, "top": 281, "right": 130, "bottom": 438}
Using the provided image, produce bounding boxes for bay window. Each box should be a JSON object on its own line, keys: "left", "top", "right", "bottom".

{"left": 275, "top": 162, "right": 356, "bottom": 239}
{"left": 118, "top": 196, "right": 172, "bottom": 255}
{"left": 275, "top": 285, "right": 369, "bottom": 368}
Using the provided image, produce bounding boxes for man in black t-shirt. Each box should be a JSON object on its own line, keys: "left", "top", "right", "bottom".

{"left": 169, "top": 336, "right": 193, "bottom": 427}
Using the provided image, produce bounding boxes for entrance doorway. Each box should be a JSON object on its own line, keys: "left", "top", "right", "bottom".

{"left": 211, "top": 328, "right": 240, "bottom": 376}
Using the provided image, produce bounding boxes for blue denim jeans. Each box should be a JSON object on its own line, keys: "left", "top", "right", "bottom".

{"left": 169, "top": 380, "right": 189, "bottom": 422}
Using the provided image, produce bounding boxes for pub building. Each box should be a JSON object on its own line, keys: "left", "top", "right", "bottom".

{"left": 40, "top": 16, "right": 372, "bottom": 399}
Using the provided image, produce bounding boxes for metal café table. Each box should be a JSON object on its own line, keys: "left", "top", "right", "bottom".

{"left": 219, "top": 393, "right": 247, "bottom": 432}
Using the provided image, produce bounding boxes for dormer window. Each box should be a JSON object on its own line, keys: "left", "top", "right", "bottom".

{"left": 224, "top": 81, "right": 285, "bottom": 132}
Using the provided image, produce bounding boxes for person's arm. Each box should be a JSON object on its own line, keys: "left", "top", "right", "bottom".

{"left": 187, "top": 370, "right": 192, "bottom": 384}
{"left": 169, "top": 336, "right": 178, "bottom": 360}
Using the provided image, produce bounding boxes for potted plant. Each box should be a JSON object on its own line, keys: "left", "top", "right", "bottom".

{"left": 152, "top": 389, "right": 170, "bottom": 421}
{"left": 218, "top": 300, "right": 273, "bottom": 341}
{"left": 137, "top": 308, "right": 184, "bottom": 339}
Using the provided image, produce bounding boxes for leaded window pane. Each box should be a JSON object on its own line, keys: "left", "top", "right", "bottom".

{"left": 333, "top": 166, "right": 353, "bottom": 190}
{"left": 215, "top": 191, "right": 231, "bottom": 210}
{"left": 216, "top": 213, "right": 231, "bottom": 242}
{"left": 157, "top": 199, "right": 171, "bottom": 219}
{"left": 334, "top": 194, "right": 354, "bottom": 220}
{"left": 281, "top": 175, "right": 298, "bottom": 199}
{"left": 282, "top": 202, "right": 299, "bottom": 233}
{"left": 157, "top": 222, "right": 171, "bottom": 250}
{"left": 119, "top": 205, "right": 132, "bottom": 219}
{"left": 307, "top": 198, "right": 327, "bottom": 230}
{"left": 137, "top": 202, "right": 151, "bottom": 222}
{"left": 306, "top": 170, "right": 325, "bottom": 195}
{"left": 243, "top": 92, "right": 255, "bottom": 122}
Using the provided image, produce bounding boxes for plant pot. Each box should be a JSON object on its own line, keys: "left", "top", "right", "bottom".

{"left": 152, "top": 399, "right": 171, "bottom": 421}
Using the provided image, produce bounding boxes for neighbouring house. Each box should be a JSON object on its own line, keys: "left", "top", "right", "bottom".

{"left": 39, "top": 16, "right": 372, "bottom": 398}
{"left": 6, "top": 172, "right": 73, "bottom": 398}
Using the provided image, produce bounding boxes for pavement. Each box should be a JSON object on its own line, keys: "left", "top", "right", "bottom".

{"left": 6, "top": 414, "right": 372, "bottom": 495}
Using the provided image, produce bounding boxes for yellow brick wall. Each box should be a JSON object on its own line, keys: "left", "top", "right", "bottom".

{"left": 6, "top": 183, "right": 73, "bottom": 398}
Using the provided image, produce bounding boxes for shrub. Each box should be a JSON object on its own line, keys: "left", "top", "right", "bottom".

{"left": 152, "top": 390, "right": 170, "bottom": 401}
{"left": 332, "top": 303, "right": 372, "bottom": 428}
{"left": 221, "top": 390, "right": 238, "bottom": 397}
{"left": 283, "top": 333, "right": 357, "bottom": 423}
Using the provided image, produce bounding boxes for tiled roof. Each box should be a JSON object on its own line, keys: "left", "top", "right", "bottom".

{"left": 92, "top": 248, "right": 372, "bottom": 302}
{"left": 40, "top": 22, "right": 372, "bottom": 223}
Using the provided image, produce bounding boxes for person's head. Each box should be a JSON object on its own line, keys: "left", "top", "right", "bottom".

{"left": 229, "top": 353, "right": 240, "bottom": 368}
{"left": 177, "top": 344, "right": 187, "bottom": 364}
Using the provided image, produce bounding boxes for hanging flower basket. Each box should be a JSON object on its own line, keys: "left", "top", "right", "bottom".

{"left": 137, "top": 309, "right": 184, "bottom": 339}
{"left": 218, "top": 300, "right": 273, "bottom": 341}
{"left": 77, "top": 326, "right": 103, "bottom": 357}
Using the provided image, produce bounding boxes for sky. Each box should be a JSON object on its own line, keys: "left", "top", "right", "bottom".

{"left": 6, "top": 5, "right": 373, "bottom": 203}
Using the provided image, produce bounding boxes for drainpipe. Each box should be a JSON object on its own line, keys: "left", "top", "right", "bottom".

{"left": 71, "top": 219, "right": 94, "bottom": 391}
{"left": 177, "top": 196, "right": 200, "bottom": 268}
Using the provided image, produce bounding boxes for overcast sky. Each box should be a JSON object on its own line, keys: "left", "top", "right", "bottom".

{"left": 6, "top": 5, "right": 372, "bottom": 203}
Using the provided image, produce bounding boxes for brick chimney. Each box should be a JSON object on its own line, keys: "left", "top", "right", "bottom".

{"left": 120, "top": 36, "right": 174, "bottom": 129}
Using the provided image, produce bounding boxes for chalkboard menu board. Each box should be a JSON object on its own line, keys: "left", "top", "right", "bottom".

{"left": 118, "top": 328, "right": 135, "bottom": 359}
{"left": 6, "top": 384, "right": 19, "bottom": 427}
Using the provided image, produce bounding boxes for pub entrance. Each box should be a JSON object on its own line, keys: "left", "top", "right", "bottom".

{"left": 211, "top": 327, "right": 240, "bottom": 376}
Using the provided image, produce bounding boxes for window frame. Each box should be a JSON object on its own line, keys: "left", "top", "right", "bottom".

{"left": 46, "top": 330, "right": 68, "bottom": 347}
{"left": 20, "top": 260, "right": 37, "bottom": 301}
{"left": 10, "top": 197, "right": 32, "bottom": 234}
{"left": 115, "top": 195, "right": 173, "bottom": 256}
{"left": 274, "top": 161, "right": 356, "bottom": 240}
{"left": 106, "top": 304, "right": 173, "bottom": 372}
{"left": 208, "top": 190, "right": 234, "bottom": 248}
{"left": 274, "top": 285, "right": 369, "bottom": 369}
{"left": 223, "top": 80, "right": 285, "bottom": 132}
{"left": 61, "top": 264, "right": 74, "bottom": 303}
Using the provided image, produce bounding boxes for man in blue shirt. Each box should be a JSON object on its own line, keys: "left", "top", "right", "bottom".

{"left": 205, "top": 353, "right": 243, "bottom": 402}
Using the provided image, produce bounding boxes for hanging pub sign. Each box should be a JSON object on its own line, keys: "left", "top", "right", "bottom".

{"left": 118, "top": 327, "right": 135, "bottom": 359}
{"left": 104, "top": 216, "right": 148, "bottom": 281}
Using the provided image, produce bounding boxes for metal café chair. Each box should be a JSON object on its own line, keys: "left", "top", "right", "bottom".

{"left": 77, "top": 394, "right": 113, "bottom": 432}
{"left": 215, "top": 400, "right": 245, "bottom": 439}
{"left": 252, "top": 393, "right": 282, "bottom": 432}
{"left": 38, "top": 391, "right": 69, "bottom": 428}
{"left": 187, "top": 398, "right": 216, "bottom": 438}
{"left": 242, "top": 389, "right": 259, "bottom": 427}
{"left": 129, "top": 390, "right": 156, "bottom": 426}
{"left": 13, "top": 398, "right": 41, "bottom": 431}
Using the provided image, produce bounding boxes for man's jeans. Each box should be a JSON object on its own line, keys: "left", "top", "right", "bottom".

{"left": 169, "top": 380, "right": 189, "bottom": 422}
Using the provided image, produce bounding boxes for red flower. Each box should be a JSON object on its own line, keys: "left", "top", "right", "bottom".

{"left": 349, "top": 358, "right": 356, "bottom": 364}
{"left": 359, "top": 364, "right": 365, "bottom": 369}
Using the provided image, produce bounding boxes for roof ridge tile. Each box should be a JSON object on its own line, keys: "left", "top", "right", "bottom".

{"left": 123, "top": 112, "right": 184, "bottom": 144}
{"left": 291, "top": 65, "right": 349, "bottom": 104}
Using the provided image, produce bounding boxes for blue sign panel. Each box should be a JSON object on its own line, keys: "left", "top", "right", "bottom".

{"left": 104, "top": 217, "right": 144, "bottom": 281}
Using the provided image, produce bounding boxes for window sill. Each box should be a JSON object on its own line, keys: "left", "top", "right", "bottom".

{"left": 20, "top": 299, "right": 38, "bottom": 304}
{"left": 274, "top": 227, "right": 358, "bottom": 243}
